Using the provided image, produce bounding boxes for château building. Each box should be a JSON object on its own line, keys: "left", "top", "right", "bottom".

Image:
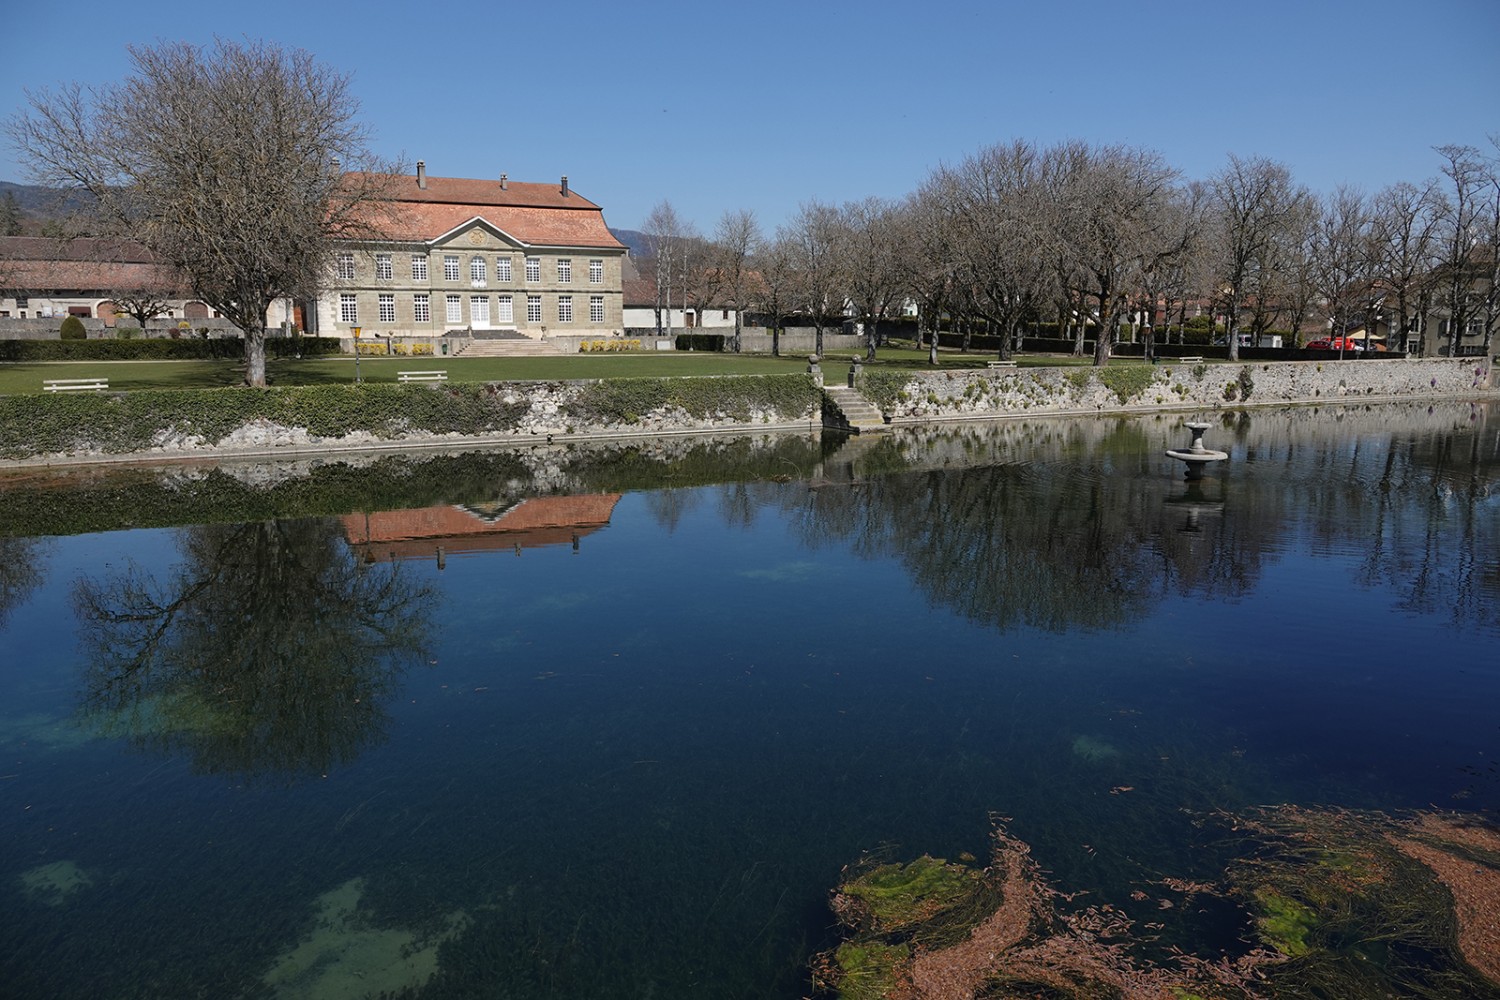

{"left": 317, "top": 163, "right": 627, "bottom": 348}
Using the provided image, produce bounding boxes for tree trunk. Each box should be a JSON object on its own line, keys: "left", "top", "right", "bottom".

{"left": 244, "top": 327, "right": 267, "bottom": 387}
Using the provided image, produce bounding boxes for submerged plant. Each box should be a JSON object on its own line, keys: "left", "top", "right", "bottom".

{"left": 813, "top": 808, "right": 1500, "bottom": 1000}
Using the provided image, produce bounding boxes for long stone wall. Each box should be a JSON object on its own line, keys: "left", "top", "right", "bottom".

{"left": 870, "top": 358, "right": 1494, "bottom": 424}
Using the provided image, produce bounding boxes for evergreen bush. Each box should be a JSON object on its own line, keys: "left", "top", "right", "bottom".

{"left": 59, "top": 315, "right": 87, "bottom": 340}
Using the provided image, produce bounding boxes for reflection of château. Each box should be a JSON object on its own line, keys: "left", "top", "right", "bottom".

{"left": 343, "top": 494, "right": 621, "bottom": 564}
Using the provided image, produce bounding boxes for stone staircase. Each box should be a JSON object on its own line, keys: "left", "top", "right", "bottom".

{"left": 455, "top": 332, "right": 569, "bottom": 357}
{"left": 822, "top": 385, "right": 889, "bottom": 434}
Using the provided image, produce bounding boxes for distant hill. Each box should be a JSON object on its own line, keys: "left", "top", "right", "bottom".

{"left": 0, "top": 181, "right": 96, "bottom": 234}
{"left": 610, "top": 228, "right": 649, "bottom": 256}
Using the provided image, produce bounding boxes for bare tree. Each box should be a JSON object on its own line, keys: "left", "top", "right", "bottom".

{"left": 755, "top": 233, "right": 797, "bottom": 357}
{"left": 641, "top": 200, "right": 685, "bottom": 338}
{"left": 836, "top": 197, "right": 906, "bottom": 361}
{"left": 712, "top": 209, "right": 761, "bottom": 354}
{"left": 1370, "top": 179, "right": 1442, "bottom": 354}
{"left": 901, "top": 182, "right": 960, "bottom": 365}
{"left": 1431, "top": 144, "right": 1491, "bottom": 357}
{"left": 784, "top": 200, "right": 846, "bottom": 357}
{"left": 1205, "top": 155, "right": 1312, "bottom": 360}
{"left": 1046, "top": 142, "right": 1184, "bottom": 366}
{"left": 943, "top": 140, "right": 1054, "bottom": 361}
{"left": 1310, "top": 186, "right": 1374, "bottom": 358}
{"left": 8, "top": 39, "right": 399, "bottom": 386}
{"left": 1137, "top": 183, "right": 1204, "bottom": 360}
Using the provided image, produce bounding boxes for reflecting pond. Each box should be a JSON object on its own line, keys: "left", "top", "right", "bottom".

{"left": 1, "top": 401, "right": 1498, "bottom": 999}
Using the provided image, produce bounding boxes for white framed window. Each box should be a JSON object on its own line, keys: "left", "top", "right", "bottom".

{"left": 411, "top": 255, "right": 428, "bottom": 281}
{"left": 557, "top": 258, "right": 572, "bottom": 283}
{"left": 525, "top": 257, "right": 541, "bottom": 283}
{"left": 495, "top": 256, "right": 512, "bottom": 282}
{"left": 339, "top": 293, "right": 358, "bottom": 323}
{"left": 497, "top": 294, "right": 514, "bottom": 324}
{"left": 378, "top": 293, "right": 395, "bottom": 323}
{"left": 471, "top": 295, "right": 490, "bottom": 326}
{"left": 375, "top": 253, "right": 392, "bottom": 280}
{"left": 557, "top": 295, "right": 573, "bottom": 323}
{"left": 443, "top": 256, "right": 460, "bottom": 281}
{"left": 445, "top": 294, "right": 462, "bottom": 324}
{"left": 590, "top": 295, "right": 604, "bottom": 324}
{"left": 413, "top": 293, "right": 430, "bottom": 323}
{"left": 589, "top": 258, "right": 604, "bottom": 284}
{"left": 526, "top": 294, "right": 542, "bottom": 323}
{"left": 470, "top": 256, "right": 487, "bottom": 285}
{"left": 337, "top": 253, "right": 356, "bottom": 280}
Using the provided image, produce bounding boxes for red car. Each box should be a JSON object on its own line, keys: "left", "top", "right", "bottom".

{"left": 1306, "top": 337, "right": 1366, "bottom": 351}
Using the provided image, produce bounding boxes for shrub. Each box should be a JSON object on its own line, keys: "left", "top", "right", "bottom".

{"left": 60, "top": 315, "right": 87, "bottom": 340}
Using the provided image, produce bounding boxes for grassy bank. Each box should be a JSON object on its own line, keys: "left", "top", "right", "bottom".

{"left": 0, "top": 349, "right": 1158, "bottom": 396}
{"left": 0, "top": 375, "right": 823, "bottom": 462}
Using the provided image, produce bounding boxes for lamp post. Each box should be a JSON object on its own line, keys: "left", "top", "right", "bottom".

{"left": 352, "top": 326, "right": 362, "bottom": 383}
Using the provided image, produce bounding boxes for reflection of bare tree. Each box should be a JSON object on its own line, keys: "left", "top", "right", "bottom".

{"left": 643, "top": 487, "right": 700, "bottom": 534}
{"left": 73, "top": 518, "right": 434, "bottom": 780}
{"left": 0, "top": 537, "right": 50, "bottom": 630}
{"left": 767, "top": 404, "right": 1498, "bottom": 635}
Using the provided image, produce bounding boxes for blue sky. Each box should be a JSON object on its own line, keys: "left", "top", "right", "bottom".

{"left": 4, "top": 0, "right": 1496, "bottom": 235}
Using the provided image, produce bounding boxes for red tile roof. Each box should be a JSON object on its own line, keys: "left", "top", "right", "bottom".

{"left": 0, "top": 237, "right": 185, "bottom": 292}
{"left": 341, "top": 494, "right": 622, "bottom": 561}
{"left": 343, "top": 172, "right": 626, "bottom": 250}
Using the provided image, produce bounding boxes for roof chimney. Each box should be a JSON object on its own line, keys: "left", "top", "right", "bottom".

{"left": 500, "top": 173, "right": 508, "bottom": 191}
{"left": 331, "top": 157, "right": 341, "bottom": 173}
{"left": 416, "top": 160, "right": 427, "bottom": 189}
{"left": 561, "top": 175, "right": 569, "bottom": 197}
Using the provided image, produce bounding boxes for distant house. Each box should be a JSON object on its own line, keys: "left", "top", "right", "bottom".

{"left": 620, "top": 254, "right": 740, "bottom": 333}
{"left": 0, "top": 236, "right": 221, "bottom": 325}
{"left": 319, "top": 163, "right": 627, "bottom": 346}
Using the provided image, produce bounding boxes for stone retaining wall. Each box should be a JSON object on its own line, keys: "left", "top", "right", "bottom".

{"left": 871, "top": 358, "right": 1494, "bottom": 423}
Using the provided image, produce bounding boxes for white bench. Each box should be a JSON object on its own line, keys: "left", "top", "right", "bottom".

{"left": 986, "top": 360, "right": 1017, "bottom": 368}
{"left": 44, "top": 378, "right": 109, "bottom": 392}
{"left": 397, "top": 370, "right": 448, "bottom": 383}
{"left": 1177, "top": 356, "right": 1204, "bottom": 364}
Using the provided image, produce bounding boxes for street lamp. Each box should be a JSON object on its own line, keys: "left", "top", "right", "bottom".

{"left": 351, "top": 326, "right": 362, "bottom": 383}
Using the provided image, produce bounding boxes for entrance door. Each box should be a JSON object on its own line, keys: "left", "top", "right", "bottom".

{"left": 470, "top": 296, "right": 490, "bottom": 329}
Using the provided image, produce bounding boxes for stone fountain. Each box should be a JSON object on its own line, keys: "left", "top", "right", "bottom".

{"left": 1165, "top": 422, "right": 1229, "bottom": 480}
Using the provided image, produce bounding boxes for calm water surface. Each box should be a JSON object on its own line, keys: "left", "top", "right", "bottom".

{"left": 1, "top": 402, "right": 1497, "bottom": 999}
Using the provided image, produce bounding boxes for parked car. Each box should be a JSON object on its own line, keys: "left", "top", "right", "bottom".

{"left": 1306, "top": 337, "right": 1366, "bottom": 351}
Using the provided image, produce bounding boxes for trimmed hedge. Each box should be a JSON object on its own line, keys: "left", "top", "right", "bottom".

{"left": 0, "top": 374, "right": 821, "bottom": 461}
{"left": 0, "top": 336, "right": 344, "bottom": 362}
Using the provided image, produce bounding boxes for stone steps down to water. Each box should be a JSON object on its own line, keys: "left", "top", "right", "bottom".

{"left": 822, "top": 385, "right": 889, "bottom": 434}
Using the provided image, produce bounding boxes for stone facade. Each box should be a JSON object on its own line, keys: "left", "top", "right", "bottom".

{"left": 315, "top": 166, "right": 627, "bottom": 346}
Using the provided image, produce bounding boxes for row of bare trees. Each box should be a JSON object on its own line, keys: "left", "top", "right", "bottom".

{"left": 638, "top": 138, "right": 1500, "bottom": 364}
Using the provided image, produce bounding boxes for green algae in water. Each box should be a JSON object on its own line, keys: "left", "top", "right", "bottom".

{"left": 1252, "top": 887, "right": 1317, "bottom": 956}
{"left": 832, "top": 941, "right": 910, "bottom": 1000}
{"left": 264, "top": 876, "right": 469, "bottom": 1000}
{"left": 1070, "top": 734, "right": 1120, "bottom": 762}
{"left": 815, "top": 810, "right": 1500, "bottom": 1000}
{"left": 840, "top": 855, "right": 983, "bottom": 933}
{"left": 19, "top": 861, "right": 93, "bottom": 906}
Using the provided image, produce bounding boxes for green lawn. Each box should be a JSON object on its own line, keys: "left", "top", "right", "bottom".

{"left": 0, "top": 347, "right": 1169, "bottom": 396}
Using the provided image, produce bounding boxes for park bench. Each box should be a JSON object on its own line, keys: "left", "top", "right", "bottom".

{"left": 986, "top": 360, "right": 1017, "bottom": 368}
{"left": 397, "top": 370, "right": 448, "bottom": 383}
{"left": 1177, "top": 356, "right": 1204, "bottom": 364}
{"left": 43, "top": 378, "right": 109, "bottom": 392}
